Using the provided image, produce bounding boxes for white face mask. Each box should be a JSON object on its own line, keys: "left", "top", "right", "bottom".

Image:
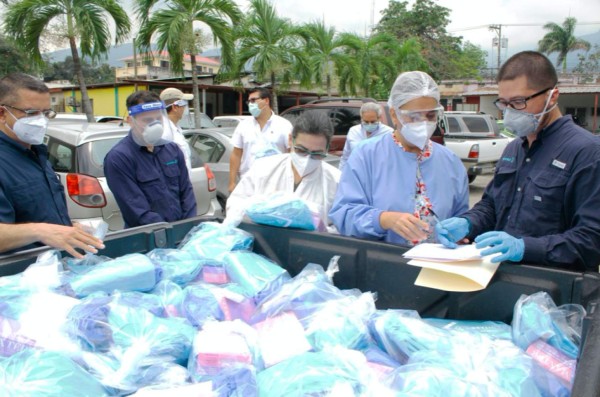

{"left": 291, "top": 152, "right": 320, "bottom": 177}
{"left": 248, "top": 103, "right": 262, "bottom": 118}
{"left": 143, "top": 120, "right": 165, "bottom": 145}
{"left": 503, "top": 89, "right": 556, "bottom": 138}
{"left": 399, "top": 121, "right": 436, "bottom": 149}
{"left": 9, "top": 113, "right": 49, "bottom": 145}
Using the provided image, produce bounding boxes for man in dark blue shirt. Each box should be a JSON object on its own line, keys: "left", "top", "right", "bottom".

{"left": 436, "top": 51, "right": 600, "bottom": 271}
{"left": 104, "top": 90, "right": 197, "bottom": 228}
{"left": 0, "top": 73, "right": 104, "bottom": 257}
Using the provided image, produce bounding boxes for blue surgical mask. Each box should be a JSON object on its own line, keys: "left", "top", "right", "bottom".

{"left": 363, "top": 122, "right": 379, "bottom": 134}
{"left": 503, "top": 89, "right": 556, "bottom": 138}
{"left": 248, "top": 103, "right": 262, "bottom": 118}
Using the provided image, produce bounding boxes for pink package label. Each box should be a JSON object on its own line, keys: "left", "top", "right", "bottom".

{"left": 203, "top": 266, "right": 229, "bottom": 284}
{"left": 526, "top": 339, "right": 576, "bottom": 384}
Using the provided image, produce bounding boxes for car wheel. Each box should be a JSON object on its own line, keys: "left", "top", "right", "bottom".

{"left": 468, "top": 175, "right": 477, "bottom": 184}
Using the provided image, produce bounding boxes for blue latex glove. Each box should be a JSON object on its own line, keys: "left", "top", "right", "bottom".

{"left": 475, "top": 231, "right": 524, "bottom": 263}
{"left": 435, "top": 217, "right": 470, "bottom": 248}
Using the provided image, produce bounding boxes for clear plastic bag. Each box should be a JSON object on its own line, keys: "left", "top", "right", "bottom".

{"left": 245, "top": 193, "right": 324, "bottom": 231}
{"left": 0, "top": 349, "right": 109, "bottom": 397}
{"left": 179, "top": 222, "right": 254, "bottom": 259}
{"left": 146, "top": 249, "right": 203, "bottom": 285}
{"left": 512, "top": 291, "right": 585, "bottom": 359}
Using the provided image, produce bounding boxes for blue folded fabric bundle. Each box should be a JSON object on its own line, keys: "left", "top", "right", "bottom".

{"left": 179, "top": 222, "right": 254, "bottom": 259}
{"left": 425, "top": 318, "right": 512, "bottom": 340}
{"left": 245, "top": 198, "right": 316, "bottom": 230}
{"left": 0, "top": 348, "right": 108, "bottom": 397}
{"left": 211, "top": 365, "right": 258, "bottom": 397}
{"left": 222, "top": 251, "right": 289, "bottom": 303}
{"left": 67, "top": 253, "right": 161, "bottom": 298}
{"left": 256, "top": 350, "right": 367, "bottom": 397}
{"left": 177, "top": 284, "right": 225, "bottom": 327}
{"left": 66, "top": 294, "right": 114, "bottom": 352}
{"left": 146, "top": 249, "right": 203, "bottom": 285}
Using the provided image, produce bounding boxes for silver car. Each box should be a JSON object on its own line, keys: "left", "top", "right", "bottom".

{"left": 44, "top": 121, "right": 223, "bottom": 231}
{"left": 184, "top": 128, "right": 341, "bottom": 210}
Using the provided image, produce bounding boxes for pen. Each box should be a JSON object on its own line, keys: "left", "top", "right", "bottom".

{"left": 429, "top": 207, "right": 441, "bottom": 224}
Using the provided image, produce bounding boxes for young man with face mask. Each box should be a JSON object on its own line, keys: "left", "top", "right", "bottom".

{"left": 226, "top": 111, "right": 340, "bottom": 229}
{"left": 329, "top": 71, "right": 468, "bottom": 246}
{"left": 0, "top": 73, "right": 104, "bottom": 257}
{"left": 436, "top": 51, "right": 600, "bottom": 271}
{"left": 160, "top": 87, "right": 194, "bottom": 174}
{"left": 338, "top": 102, "right": 394, "bottom": 171}
{"left": 104, "top": 90, "right": 196, "bottom": 228}
{"left": 228, "top": 88, "right": 293, "bottom": 193}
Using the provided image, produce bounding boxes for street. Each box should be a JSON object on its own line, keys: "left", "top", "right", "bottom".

{"left": 468, "top": 174, "right": 493, "bottom": 208}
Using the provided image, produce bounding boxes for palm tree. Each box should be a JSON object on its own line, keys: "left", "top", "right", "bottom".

{"left": 538, "top": 17, "right": 591, "bottom": 73}
{"left": 4, "top": 0, "right": 131, "bottom": 122}
{"left": 336, "top": 33, "right": 425, "bottom": 98}
{"left": 298, "top": 20, "right": 356, "bottom": 98}
{"left": 135, "top": 0, "right": 241, "bottom": 128}
{"left": 233, "top": 0, "right": 309, "bottom": 114}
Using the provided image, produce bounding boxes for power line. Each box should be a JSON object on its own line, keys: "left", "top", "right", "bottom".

{"left": 449, "top": 21, "right": 600, "bottom": 33}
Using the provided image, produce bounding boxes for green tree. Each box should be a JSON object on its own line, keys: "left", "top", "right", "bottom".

{"left": 44, "top": 56, "right": 115, "bottom": 84}
{"left": 232, "top": 0, "right": 309, "bottom": 113}
{"left": 538, "top": 17, "right": 591, "bottom": 73}
{"left": 335, "top": 33, "right": 425, "bottom": 99}
{"left": 573, "top": 44, "right": 600, "bottom": 83}
{"left": 135, "top": 0, "right": 241, "bottom": 127}
{"left": 298, "top": 20, "right": 356, "bottom": 98}
{"left": 4, "top": 0, "right": 130, "bottom": 121}
{"left": 0, "top": 35, "right": 31, "bottom": 75}
{"left": 376, "top": 0, "right": 486, "bottom": 80}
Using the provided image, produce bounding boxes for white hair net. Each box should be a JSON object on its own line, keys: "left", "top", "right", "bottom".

{"left": 387, "top": 71, "right": 440, "bottom": 109}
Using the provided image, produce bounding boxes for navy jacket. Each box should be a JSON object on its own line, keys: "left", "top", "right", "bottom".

{"left": 0, "top": 132, "right": 71, "bottom": 226}
{"left": 104, "top": 133, "right": 197, "bottom": 228}
{"left": 464, "top": 116, "right": 600, "bottom": 270}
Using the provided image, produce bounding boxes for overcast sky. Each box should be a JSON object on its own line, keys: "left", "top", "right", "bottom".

{"left": 233, "top": 0, "right": 600, "bottom": 67}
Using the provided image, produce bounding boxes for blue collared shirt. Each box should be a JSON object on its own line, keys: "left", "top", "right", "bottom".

{"left": 464, "top": 116, "right": 600, "bottom": 270}
{"left": 104, "top": 133, "right": 197, "bottom": 228}
{"left": 0, "top": 132, "right": 71, "bottom": 227}
{"left": 329, "top": 133, "right": 469, "bottom": 245}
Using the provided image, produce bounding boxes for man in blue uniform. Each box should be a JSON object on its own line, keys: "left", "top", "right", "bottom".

{"left": 436, "top": 51, "right": 600, "bottom": 271}
{"left": 104, "top": 91, "right": 197, "bottom": 228}
{"left": 0, "top": 73, "right": 104, "bottom": 257}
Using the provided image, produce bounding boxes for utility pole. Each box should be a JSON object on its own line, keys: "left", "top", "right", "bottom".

{"left": 489, "top": 24, "right": 502, "bottom": 72}
{"left": 133, "top": 36, "right": 138, "bottom": 91}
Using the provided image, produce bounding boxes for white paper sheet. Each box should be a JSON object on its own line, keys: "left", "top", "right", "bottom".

{"left": 403, "top": 243, "right": 483, "bottom": 262}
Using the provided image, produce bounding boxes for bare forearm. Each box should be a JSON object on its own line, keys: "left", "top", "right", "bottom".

{"left": 0, "top": 223, "right": 42, "bottom": 253}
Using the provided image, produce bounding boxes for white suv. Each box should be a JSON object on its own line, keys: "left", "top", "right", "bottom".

{"left": 43, "top": 121, "right": 222, "bottom": 231}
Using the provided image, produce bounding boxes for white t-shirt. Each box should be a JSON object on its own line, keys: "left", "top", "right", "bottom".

{"left": 226, "top": 153, "right": 341, "bottom": 227}
{"left": 231, "top": 113, "right": 292, "bottom": 177}
{"left": 166, "top": 118, "right": 192, "bottom": 174}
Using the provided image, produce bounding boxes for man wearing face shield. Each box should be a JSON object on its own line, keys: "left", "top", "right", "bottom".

{"left": 0, "top": 73, "right": 104, "bottom": 258}
{"left": 436, "top": 51, "right": 600, "bottom": 271}
{"left": 104, "top": 91, "right": 196, "bottom": 228}
{"left": 226, "top": 111, "right": 340, "bottom": 230}
{"left": 338, "top": 102, "right": 393, "bottom": 171}
{"left": 160, "top": 87, "right": 194, "bottom": 174}
{"left": 329, "top": 71, "right": 468, "bottom": 246}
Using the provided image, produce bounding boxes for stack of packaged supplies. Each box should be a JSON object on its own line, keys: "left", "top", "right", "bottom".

{"left": 0, "top": 221, "right": 586, "bottom": 396}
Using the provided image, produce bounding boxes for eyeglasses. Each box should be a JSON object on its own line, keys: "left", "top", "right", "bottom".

{"left": 247, "top": 97, "right": 264, "bottom": 104}
{"left": 493, "top": 87, "right": 553, "bottom": 111}
{"left": 396, "top": 107, "right": 443, "bottom": 124}
{"left": 2, "top": 104, "right": 57, "bottom": 119}
{"left": 293, "top": 145, "right": 328, "bottom": 160}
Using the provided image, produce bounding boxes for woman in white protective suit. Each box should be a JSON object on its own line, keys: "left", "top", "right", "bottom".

{"left": 226, "top": 111, "right": 341, "bottom": 231}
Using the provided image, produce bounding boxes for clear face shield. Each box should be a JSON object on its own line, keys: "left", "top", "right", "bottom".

{"left": 171, "top": 99, "right": 192, "bottom": 127}
{"left": 128, "top": 102, "right": 175, "bottom": 146}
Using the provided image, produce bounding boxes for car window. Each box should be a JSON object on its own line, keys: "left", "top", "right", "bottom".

{"left": 179, "top": 113, "right": 217, "bottom": 129}
{"left": 76, "top": 137, "right": 122, "bottom": 177}
{"left": 214, "top": 119, "right": 239, "bottom": 128}
{"left": 329, "top": 107, "right": 361, "bottom": 135}
{"left": 189, "top": 134, "right": 226, "bottom": 164}
{"left": 47, "top": 139, "right": 75, "bottom": 173}
{"left": 446, "top": 116, "right": 460, "bottom": 133}
{"left": 462, "top": 117, "right": 490, "bottom": 133}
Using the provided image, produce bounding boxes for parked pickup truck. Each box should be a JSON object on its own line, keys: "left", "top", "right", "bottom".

{"left": 0, "top": 216, "right": 599, "bottom": 396}
{"left": 443, "top": 112, "right": 510, "bottom": 183}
